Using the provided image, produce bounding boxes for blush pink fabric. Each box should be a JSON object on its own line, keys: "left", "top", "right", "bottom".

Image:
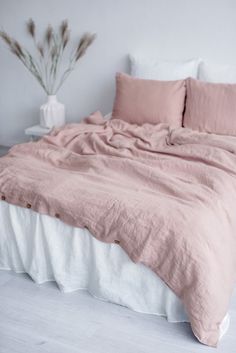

{"left": 1, "top": 111, "right": 236, "bottom": 347}
{"left": 112, "top": 73, "right": 186, "bottom": 126}
{"left": 184, "top": 78, "right": 236, "bottom": 135}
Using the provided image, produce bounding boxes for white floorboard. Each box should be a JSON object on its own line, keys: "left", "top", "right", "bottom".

{"left": 0, "top": 270, "right": 235, "bottom": 353}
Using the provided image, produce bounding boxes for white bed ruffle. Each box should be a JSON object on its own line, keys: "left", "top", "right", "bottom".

{"left": 0, "top": 201, "right": 229, "bottom": 338}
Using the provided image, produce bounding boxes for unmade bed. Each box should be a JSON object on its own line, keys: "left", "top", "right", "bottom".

{"left": 0, "top": 112, "right": 236, "bottom": 347}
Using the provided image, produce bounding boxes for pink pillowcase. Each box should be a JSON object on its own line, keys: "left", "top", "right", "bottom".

{"left": 112, "top": 73, "right": 186, "bottom": 127}
{"left": 184, "top": 78, "right": 236, "bottom": 135}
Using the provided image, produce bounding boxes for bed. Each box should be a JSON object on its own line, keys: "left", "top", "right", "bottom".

{"left": 0, "top": 108, "right": 236, "bottom": 348}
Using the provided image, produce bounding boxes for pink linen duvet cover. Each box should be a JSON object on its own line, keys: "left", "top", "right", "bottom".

{"left": 0, "top": 111, "right": 236, "bottom": 347}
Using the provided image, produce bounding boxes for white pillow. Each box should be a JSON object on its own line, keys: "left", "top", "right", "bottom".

{"left": 199, "top": 62, "right": 236, "bottom": 83}
{"left": 130, "top": 55, "right": 200, "bottom": 81}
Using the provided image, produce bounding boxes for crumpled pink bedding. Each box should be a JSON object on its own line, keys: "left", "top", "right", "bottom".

{"left": 0, "top": 111, "right": 236, "bottom": 347}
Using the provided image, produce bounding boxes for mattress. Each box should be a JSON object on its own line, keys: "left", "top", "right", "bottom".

{"left": 0, "top": 201, "right": 229, "bottom": 339}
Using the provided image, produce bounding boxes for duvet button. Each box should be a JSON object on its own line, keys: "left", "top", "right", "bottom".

{"left": 26, "top": 203, "right": 31, "bottom": 209}
{"left": 114, "top": 240, "right": 120, "bottom": 244}
{"left": 55, "top": 213, "right": 60, "bottom": 218}
{"left": 1, "top": 195, "right": 5, "bottom": 201}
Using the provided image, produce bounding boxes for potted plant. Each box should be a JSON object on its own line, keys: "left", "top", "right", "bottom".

{"left": 0, "top": 19, "right": 96, "bottom": 128}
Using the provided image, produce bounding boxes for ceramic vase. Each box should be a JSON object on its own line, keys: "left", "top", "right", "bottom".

{"left": 40, "top": 95, "right": 65, "bottom": 128}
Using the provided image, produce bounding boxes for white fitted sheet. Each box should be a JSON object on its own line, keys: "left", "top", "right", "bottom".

{"left": 0, "top": 201, "right": 229, "bottom": 339}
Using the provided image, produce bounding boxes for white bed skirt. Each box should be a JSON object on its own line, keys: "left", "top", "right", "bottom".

{"left": 0, "top": 201, "right": 229, "bottom": 338}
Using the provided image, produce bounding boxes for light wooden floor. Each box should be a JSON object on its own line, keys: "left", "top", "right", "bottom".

{"left": 0, "top": 270, "right": 235, "bottom": 353}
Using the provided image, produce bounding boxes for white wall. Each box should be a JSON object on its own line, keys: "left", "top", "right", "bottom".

{"left": 0, "top": 0, "right": 236, "bottom": 146}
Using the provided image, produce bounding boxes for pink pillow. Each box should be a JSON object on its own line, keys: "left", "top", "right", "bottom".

{"left": 184, "top": 78, "right": 236, "bottom": 135}
{"left": 112, "top": 73, "right": 186, "bottom": 126}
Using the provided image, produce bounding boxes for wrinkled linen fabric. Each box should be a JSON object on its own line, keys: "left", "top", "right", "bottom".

{"left": 184, "top": 78, "right": 236, "bottom": 135}
{"left": 0, "top": 111, "right": 236, "bottom": 347}
{"left": 112, "top": 73, "right": 186, "bottom": 126}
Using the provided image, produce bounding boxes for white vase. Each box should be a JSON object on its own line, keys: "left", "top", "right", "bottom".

{"left": 40, "top": 95, "right": 65, "bottom": 129}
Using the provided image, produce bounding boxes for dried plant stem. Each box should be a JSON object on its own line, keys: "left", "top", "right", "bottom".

{"left": 50, "top": 34, "right": 62, "bottom": 93}
{"left": 24, "top": 49, "right": 49, "bottom": 93}
{"left": 55, "top": 60, "right": 75, "bottom": 93}
{"left": 18, "top": 52, "right": 49, "bottom": 93}
{"left": 0, "top": 20, "right": 96, "bottom": 95}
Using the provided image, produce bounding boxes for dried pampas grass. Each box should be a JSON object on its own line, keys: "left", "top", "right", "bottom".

{"left": 75, "top": 32, "right": 96, "bottom": 61}
{"left": 26, "top": 18, "right": 35, "bottom": 38}
{"left": 0, "top": 19, "right": 96, "bottom": 94}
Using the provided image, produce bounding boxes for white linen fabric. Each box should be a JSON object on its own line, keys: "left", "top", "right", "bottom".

{"left": 0, "top": 201, "right": 229, "bottom": 338}
{"left": 130, "top": 55, "right": 200, "bottom": 80}
{"left": 199, "top": 62, "right": 236, "bottom": 83}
